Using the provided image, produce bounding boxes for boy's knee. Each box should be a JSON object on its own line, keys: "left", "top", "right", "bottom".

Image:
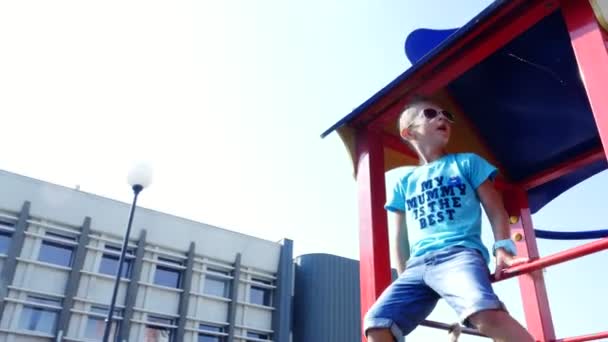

{"left": 467, "top": 309, "right": 506, "bottom": 331}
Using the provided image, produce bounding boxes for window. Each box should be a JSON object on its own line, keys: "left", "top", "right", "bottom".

{"left": 18, "top": 296, "right": 61, "bottom": 334}
{"left": 45, "top": 231, "right": 77, "bottom": 241}
{"left": 145, "top": 326, "right": 172, "bottom": 342}
{"left": 38, "top": 240, "right": 74, "bottom": 267}
{"left": 154, "top": 265, "right": 181, "bottom": 288}
{"left": 0, "top": 230, "right": 12, "bottom": 254}
{"left": 0, "top": 219, "right": 15, "bottom": 230}
{"left": 148, "top": 315, "right": 174, "bottom": 325}
{"left": 203, "top": 269, "right": 230, "bottom": 298}
{"left": 99, "top": 254, "right": 132, "bottom": 278}
{"left": 84, "top": 306, "right": 121, "bottom": 341}
{"left": 0, "top": 219, "right": 15, "bottom": 255}
{"left": 38, "top": 232, "right": 76, "bottom": 267}
{"left": 158, "top": 256, "right": 183, "bottom": 266}
{"left": 246, "top": 331, "right": 270, "bottom": 340}
{"left": 85, "top": 316, "right": 116, "bottom": 341}
{"left": 153, "top": 257, "right": 183, "bottom": 288}
{"left": 145, "top": 316, "right": 174, "bottom": 342}
{"left": 99, "top": 245, "right": 134, "bottom": 278}
{"left": 28, "top": 295, "right": 62, "bottom": 306}
{"left": 249, "top": 279, "right": 272, "bottom": 306}
{"left": 199, "top": 324, "right": 225, "bottom": 342}
{"left": 19, "top": 307, "right": 58, "bottom": 334}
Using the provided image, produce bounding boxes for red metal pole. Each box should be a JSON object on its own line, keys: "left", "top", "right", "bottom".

{"left": 502, "top": 189, "right": 556, "bottom": 342}
{"left": 561, "top": 0, "right": 608, "bottom": 161}
{"left": 498, "top": 237, "right": 608, "bottom": 279}
{"left": 554, "top": 331, "right": 608, "bottom": 342}
{"left": 355, "top": 128, "right": 392, "bottom": 342}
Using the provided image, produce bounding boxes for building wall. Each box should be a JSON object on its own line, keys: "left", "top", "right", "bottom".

{"left": 293, "top": 253, "right": 361, "bottom": 342}
{"left": 0, "top": 170, "right": 293, "bottom": 342}
{"left": 293, "top": 254, "right": 402, "bottom": 342}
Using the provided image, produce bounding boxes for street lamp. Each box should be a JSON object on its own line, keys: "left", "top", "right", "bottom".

{"left": 103, "top": 163, "right": 153, "bottom": 342}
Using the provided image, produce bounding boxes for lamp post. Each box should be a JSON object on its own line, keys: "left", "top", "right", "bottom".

{"left": 102, "top": 163, "right": 153, "bottom": 342}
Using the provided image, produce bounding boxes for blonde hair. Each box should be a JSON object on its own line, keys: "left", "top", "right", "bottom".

{"left": 397, "top": 97, "right": 449, "bottom": 161}
{"left": 398, "top": 97, "right": 435, "bottom": 135}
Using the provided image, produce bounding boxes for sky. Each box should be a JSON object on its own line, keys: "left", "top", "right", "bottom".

{"left": 1, "top": 1, "right": 607, "bottom": 341}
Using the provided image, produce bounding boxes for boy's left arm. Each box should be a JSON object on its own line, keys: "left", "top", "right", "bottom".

{"left": 477, "top": 179, "right": 528, "bottom": 279}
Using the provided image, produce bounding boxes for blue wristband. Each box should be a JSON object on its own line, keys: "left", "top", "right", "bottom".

{"left": 493, "top": 239, "right": 516, "bottom": 256}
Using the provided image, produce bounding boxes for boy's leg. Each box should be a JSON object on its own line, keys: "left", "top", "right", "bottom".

{"left": 425, "top": 247, "right": 533, "bottom": 342}
{"left": 468, "top": 309, "right": 533, "bottom": 342}
{"left": 363, "top": 258, "right": 439, "bottom": 341}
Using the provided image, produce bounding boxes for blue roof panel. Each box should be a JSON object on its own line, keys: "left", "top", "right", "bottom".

{"left": 323, "top": 5, "right": 605, "bottom": 213}
{"left": 446, "top": 10, "right": 602, "bottom": 211}
{"left": 447, "top": 11, "right": 600, "bottom": 178}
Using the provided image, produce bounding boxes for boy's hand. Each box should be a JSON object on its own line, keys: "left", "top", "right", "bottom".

{"left": 494, "top": 249, "right": 529, "bottom": 280}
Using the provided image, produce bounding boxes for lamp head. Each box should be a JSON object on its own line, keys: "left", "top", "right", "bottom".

{"left": 127, "top": 162, "right": 153, "bottom": 192}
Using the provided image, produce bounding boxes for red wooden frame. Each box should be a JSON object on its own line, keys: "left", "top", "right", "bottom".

{"left": 562, "top": 0, "right": 608, "bottom": 161}
{"left": 355, "top": 128, "right": 392, "bottom": 342}
{"left": 354, "top": 1, "right": 608, "bottom": 341}
{"left": 502, "top": 188, "right": 556, "bottom": 341}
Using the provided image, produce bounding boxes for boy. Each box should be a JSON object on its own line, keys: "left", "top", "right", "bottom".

{"left": 364, "top": 99, "right": 533, "bottom": 342}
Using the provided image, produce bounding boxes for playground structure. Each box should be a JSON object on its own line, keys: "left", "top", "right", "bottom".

{"left": 321, "top": 0, "right": 608, "bottom": 341}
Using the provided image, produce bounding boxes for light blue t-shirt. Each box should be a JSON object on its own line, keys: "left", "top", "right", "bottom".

{"left": 385, "top": 153, "right": 497, "bottom": 263}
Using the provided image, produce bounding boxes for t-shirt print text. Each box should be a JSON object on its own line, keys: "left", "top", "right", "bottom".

{"left": 405, "top": 175, "right": 467, "bottom": 229}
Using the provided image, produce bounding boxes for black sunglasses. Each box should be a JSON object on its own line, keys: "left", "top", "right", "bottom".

{"left": 422, "top": 108, "right": 455, "bottom": 123}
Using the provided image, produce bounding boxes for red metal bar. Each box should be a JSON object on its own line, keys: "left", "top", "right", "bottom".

{"left": 420, "top": 320, "right": 487, "bottom": 338}
{"left": 368, "top": 0, "right": 556, "bottom": 130}
{"left": 497, "top": 236, "right": 608, "bottom": 279}
{"left": 562, "top": 0, "right": 608, "bottom": 162}
{"left": 502, "top": 189, "right": 556, "bottom": 342}
{"left": 518, "top": 146, "right": 605, "bottom": 190}
{"left": 355, "top": 128, "right": 392, "bottom": 342}
{"left": 554, "top": 331, "right": 608, "bottom": 342}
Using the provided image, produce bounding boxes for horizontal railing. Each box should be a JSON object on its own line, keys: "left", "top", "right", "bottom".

{"left": 493, "top": 237, "right": 608, "bottom": 281}
{"left": 420, "top": 237, "right": 608, "bottom": 340}
{"left": 553, "top": 331, "right": 608, "bottom": 342}
{"left": 419, "top": 319, "right": 487, "bottom": 337}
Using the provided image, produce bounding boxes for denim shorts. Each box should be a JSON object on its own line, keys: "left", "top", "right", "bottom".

{"left": 363, "top": 246, "right": 505, "bottom": 340}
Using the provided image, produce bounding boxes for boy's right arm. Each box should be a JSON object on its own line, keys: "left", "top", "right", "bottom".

{"left": 392, "top": 211, "right": 409, "bottom": 274}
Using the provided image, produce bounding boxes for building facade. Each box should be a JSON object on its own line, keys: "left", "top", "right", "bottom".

{"left": 293, "top": 254, "right": 402, "bottom": 342}
{"left": 0, "top": 170, "right": 293, "bottom": 342}
{"left": 293, "top": 253, "right": 361, "bottom": 342}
